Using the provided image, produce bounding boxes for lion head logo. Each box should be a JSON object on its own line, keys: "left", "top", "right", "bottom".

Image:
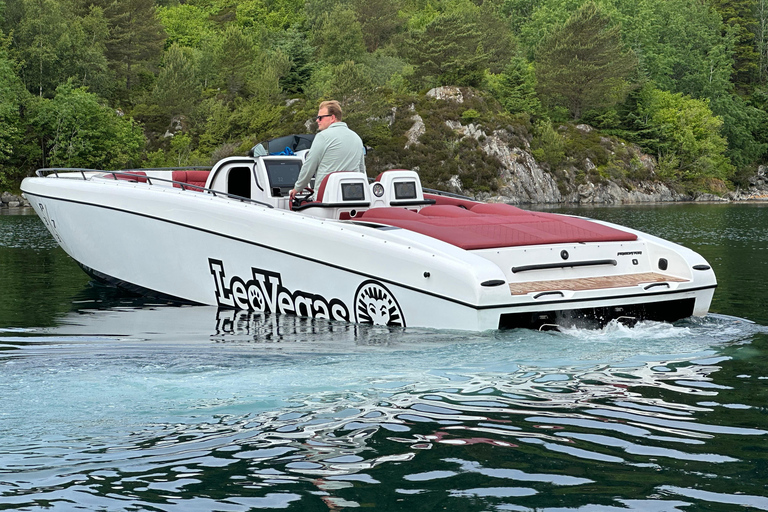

{"left": 354, "top": 281, "right": 405, "bottom": 327}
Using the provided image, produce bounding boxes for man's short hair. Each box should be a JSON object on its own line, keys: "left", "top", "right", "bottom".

{"left": 319, "top": 100, "right": 343, "bottom": 121}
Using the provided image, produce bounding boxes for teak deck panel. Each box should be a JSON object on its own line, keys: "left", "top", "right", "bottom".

{"left": 509, "top": 272, "right": 688, "bottom": 295}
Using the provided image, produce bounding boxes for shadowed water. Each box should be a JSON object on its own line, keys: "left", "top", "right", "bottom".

{"left": 1, "top": 204, "right": 767, "bottom": 511}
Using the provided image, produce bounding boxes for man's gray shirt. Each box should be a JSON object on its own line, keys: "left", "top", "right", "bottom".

{"left": 294, "top": 122, "right": 366, "bottom": 193}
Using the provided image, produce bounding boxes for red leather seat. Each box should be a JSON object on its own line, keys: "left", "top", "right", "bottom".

{"left": 172, "top": 170, "right": 210, "bottom": 190}
{"left": 112, "top": 171, "right": 147, "bottom": 183}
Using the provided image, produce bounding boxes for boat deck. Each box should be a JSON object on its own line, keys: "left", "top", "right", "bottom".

{"left": 509, "top": 272, "right": 689, "bottom": 295}
{"left": 359, "top": 202, "right": 638, "bottom": 250}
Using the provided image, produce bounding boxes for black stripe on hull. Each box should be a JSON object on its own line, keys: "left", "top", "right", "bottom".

{"left": 25, "top": 188, "right": 717, "bottom": 316}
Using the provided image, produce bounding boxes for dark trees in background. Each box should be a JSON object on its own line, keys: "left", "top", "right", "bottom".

{"left": 535, "top": 2, "right": 636, "bottom": 120}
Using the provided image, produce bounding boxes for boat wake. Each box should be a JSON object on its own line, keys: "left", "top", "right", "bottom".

{"left": 1, "top": 307, "right": 766, "bottom": 511}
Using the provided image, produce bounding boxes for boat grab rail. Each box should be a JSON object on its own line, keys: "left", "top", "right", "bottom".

{"left": 35, "top": 167, "right": 274, "bottom": 209}
{"left": 511, "top": 259, "right": 618, "bottom": 273}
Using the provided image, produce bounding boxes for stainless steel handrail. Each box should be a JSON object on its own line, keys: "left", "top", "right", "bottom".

{"left": 34, "top": 167, "right": 274, "bottom": 209}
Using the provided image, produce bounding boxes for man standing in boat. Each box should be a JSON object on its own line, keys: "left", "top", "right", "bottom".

{"left": 289, "top": 100, "right": 366, "bottom": 201}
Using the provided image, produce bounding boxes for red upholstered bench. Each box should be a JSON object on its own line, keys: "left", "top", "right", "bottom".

{"left": 172, "top": 170, "right": 210, "bottom": 190}
{"left": 360, "top": 204, "right": 637, "bottom": 250}
{"left": 418, "top": 205, "right": 478, "bottom": 217}
{"left": 424, "top": 193, "right": 485, "bottom": 210}
{"left": 112, "top": 171, "right": 147, "bottom": 183}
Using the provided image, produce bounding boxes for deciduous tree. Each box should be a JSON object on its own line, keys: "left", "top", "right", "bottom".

{"left": 636, "top": 85, "right": 733, "bottom": 182}
{"left": 311, "top": 5, "right": 366, "bottom": 66}
{"left": 13, "top": 0, "right": 68, "bottom": 97}
{"left": 156, "top": 3, "right": 216, "bottom": 50}
{"left": 29, "top": 83, "right": 145, "bottom": 169}
{"left": 0, "top": 42, "right": 27, "bottom": 188}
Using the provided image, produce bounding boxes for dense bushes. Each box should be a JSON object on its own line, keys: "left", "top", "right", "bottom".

{"left": 1, "top": 0, "right": 767, "bottom": 196}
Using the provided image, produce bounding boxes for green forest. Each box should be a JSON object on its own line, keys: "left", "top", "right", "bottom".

{"left": 1, "top": 0, "right": 768, "bottom": 195}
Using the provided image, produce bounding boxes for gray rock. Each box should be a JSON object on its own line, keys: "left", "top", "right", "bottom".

{"left": 0, "top": 192, "right": 30, "bottom": 208}
{"left": 404, "top": 113, "right": 425, "bottom": 150}
{"left": 426, "top": 86, "right": 464, "bottom": 103}
{"left": 429, "top": 115, "right": 720, "bottom": 204}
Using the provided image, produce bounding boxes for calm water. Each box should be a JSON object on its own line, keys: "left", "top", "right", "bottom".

{"left": 1, "top": 204, "right": 767, "bottom": 511}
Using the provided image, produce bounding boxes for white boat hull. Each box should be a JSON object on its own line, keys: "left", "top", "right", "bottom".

{"left": 22, "top": 162, "right": 717, "bottom": 331}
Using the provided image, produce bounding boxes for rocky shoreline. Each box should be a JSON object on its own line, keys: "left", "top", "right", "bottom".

{"left": 5, "top": 181, "right": 768, "bottom": 210}
{"left": 1, "top": 192, "right": 30, "bottom": 209}
{"left": 5, "top": 169, "right": 768, "bottom": 209}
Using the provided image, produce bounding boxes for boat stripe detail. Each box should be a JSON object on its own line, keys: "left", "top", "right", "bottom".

{"left": 23, "top": 190, "right": 717, "bottom": 312}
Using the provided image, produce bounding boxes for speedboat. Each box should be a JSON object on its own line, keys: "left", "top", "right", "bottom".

{"left": 21, "top": 137, "right": 717, "bottom": 331}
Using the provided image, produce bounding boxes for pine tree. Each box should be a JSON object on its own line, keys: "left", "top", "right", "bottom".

{"left": 756, "top": 0, "right": 768, "bottom": 83}
{"left": 100, "top": 0, "right": 166, "bottom": 101}
{"left": 711, "top": 0, "right": 759, "bottom": 93}
{"left": 276, "top": 26, "right": 313, "bottom": 94}
{"left": 151, "top": 43, "right": 199, "bottom": 117}
{"left": 213, "top": 25, "right": 256, "bottom": 99}
{"left": 487, "top": 56, "right": 542, "bottom": 115}
{"left": 406, "top": 11, "right": 489, "bottom": 89}
{"left": 352, "top": 0, "right": 403, "bottom": 52}
{"left": 535, "top": 1, "right": 636, "bottom": 120}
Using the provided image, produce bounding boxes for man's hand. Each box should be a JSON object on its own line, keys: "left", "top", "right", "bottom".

{"left": 289, "top": 188, "right": 297, "bottom": 200}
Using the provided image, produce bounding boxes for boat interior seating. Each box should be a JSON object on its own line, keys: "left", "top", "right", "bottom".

{"left": 292, "top": 169, "right": 439, "bottom": 220}
{"left": 371, "top": 170, "right": 434, "bottom": 210}
{"left": 107, "top": 169, "right": 212, "bottom": 191}
{"left": 293, "top": 171, "right": 372, "bottom": 219}
{"left": 172, "top": 170, "right": 210, "bottom": 190}
{"left": 359, "top": 202, "right": 638, "bottom": 250}
{"left": 111, "top": 171, "right": 148, "bottom": 183}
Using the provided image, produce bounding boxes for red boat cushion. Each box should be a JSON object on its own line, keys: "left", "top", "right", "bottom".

{"left": 359, "top": 204, "right": 637, "bottom": 249}
{"left": 112, "top": 171, "right": 147, "bottom": 183}
{"left": 418, "top": 205, "right": 478, "bottom": 217}
{"left": 469, "top": 203, "right": 531, "bottom": 216}
{"left": 172, "top": 170, "right": 210, "bottom": 190}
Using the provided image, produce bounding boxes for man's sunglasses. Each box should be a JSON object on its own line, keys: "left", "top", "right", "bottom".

{"left": 315, "top": 114, "right": 332, "bottom": 121}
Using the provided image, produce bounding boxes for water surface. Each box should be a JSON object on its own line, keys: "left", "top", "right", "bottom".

{"left": 1, "top": 204, "right": 767, "bottom": 511}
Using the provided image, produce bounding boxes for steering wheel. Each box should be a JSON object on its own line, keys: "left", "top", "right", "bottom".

{"left": 291, "top": 187, "right": 314, "bottom": 210}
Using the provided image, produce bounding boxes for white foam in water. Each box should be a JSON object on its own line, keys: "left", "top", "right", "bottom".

{"left": 0, "top": 311, "right": 745, "bottom": 434}
{"left": 1, "top": 307, "right": 766, "bottom": 510}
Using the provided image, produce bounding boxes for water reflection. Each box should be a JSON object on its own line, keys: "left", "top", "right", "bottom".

{"left": 1, "top": 306, "right": 766, "bottom": 510}
{"left": 3, "top": 207, "right": 768, "bottom": 510}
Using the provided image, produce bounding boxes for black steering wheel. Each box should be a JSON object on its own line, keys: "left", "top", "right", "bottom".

{"left": 291, "top": 187, "right": 314, "bottom": 210}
